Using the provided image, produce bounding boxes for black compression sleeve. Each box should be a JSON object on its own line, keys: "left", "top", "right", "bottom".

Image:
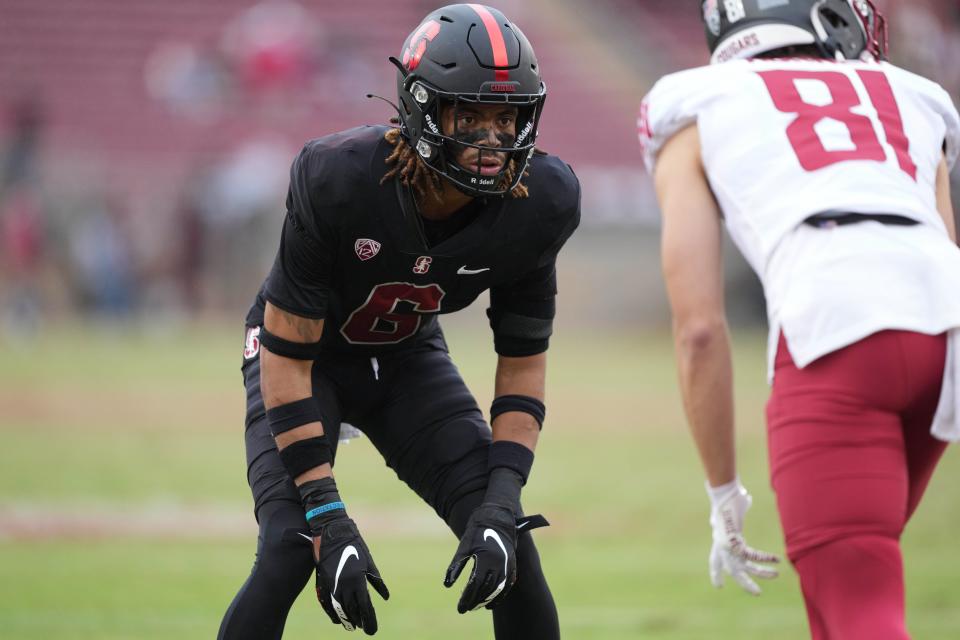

{"left": 488, "top": 440, "right": 535, "bottom": 485}
{"left": 278, "top": 436, "right": 332, "bottom": 480}
{"left": 266, "top": 398, "right": 323, "bottom": 435}
{"left": 484, "top": 467, "right": 524, "bottom": 512}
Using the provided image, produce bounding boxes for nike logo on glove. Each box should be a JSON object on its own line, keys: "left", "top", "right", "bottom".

{"left": 476, "top": 529, "right": 508, "bottom": 609}
{"left": 330, "top": 545, "right": 360, "bottom": 630}
{"left": 457, "top": 266, "right": 490, "bottom": 275}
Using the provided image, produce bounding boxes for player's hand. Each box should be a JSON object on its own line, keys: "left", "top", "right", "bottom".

{"left": 444, "top": 503, "right": 519, "bottom": 613}
{"left": 313, "top": 517, "right": 390, "bottom": 634}
{"left": 708, "top": 482, "right": 780, "bottom": 595}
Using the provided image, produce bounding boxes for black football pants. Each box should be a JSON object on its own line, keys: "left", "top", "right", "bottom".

{"left": 217, "top": 338, "right": 560, "bottom": 639}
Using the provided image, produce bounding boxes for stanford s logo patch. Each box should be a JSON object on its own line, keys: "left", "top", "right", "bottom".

{"left": 355, "top": 238, "right": 382, "bottom": 261}
{"left": 402, "top": 20, "right": 441, "bottom": 71}
{"left": 244, "top": 326, "right": 261, "bottom": 360}
{"left": 413, "top": 256, "right": 433, "bottom": 274}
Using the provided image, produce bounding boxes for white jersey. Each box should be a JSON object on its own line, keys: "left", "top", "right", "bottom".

{"left": 640, "top": 58, "right": 960, "bottom": 441}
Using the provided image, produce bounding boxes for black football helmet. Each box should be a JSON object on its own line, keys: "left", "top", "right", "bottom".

{"left": 392, "top": 4, "right": 546, "bottom": 197}
{"left": 702, "top": 0, "right": 888, "bottom": 64}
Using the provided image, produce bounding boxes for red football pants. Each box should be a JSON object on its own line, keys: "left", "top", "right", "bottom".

{"left": 766, "top": 330, "right": 948, "bottom": 640}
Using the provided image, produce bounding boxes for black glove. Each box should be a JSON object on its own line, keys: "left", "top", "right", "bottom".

{"left": 444, "top": 503, "right": 520, "bottom": 612}
{"left": 301, "top": 478, "right": 389, "bottom": 635}
{"left": 443, "top": 467, "right": 549, "bottom": 613}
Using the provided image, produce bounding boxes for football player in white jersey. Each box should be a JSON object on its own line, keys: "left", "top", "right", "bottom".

{"left": 640, "top": 1, "right": 960, "bottom": 638}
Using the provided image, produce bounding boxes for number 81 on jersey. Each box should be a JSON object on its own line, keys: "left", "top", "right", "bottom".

{"left": 758, "top": 69, "right": 918, "bottom": 180}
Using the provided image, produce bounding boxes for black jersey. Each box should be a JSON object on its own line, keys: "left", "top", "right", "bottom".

{"left": 245, "top": 125, "right": 580, "bottom": 357}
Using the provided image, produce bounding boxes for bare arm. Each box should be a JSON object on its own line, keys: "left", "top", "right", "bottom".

{"left": 261, "top": 301, "right": 330, "bottom": 484}
{"left": 655, "top": 124, "right": 736, "bottom": 488}
{"left": 935, "top": 154, "right": 957, "bottom": 244}
{"left": 492, "top": 353, "right": 546, "bottom": 452}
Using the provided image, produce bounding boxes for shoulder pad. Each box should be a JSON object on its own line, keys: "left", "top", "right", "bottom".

{"left": 639, "top": 64, "right": 737, "bottom": 173}
{"left": 525, "top": 153, "right": 580, "bottom": 242}
{"left": 288, "top": 126, "right": 392, "bottom": 231}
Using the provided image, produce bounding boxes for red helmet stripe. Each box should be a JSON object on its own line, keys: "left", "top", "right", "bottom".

{"left": 468, "top": 4, "right": 510, "bottom": 81}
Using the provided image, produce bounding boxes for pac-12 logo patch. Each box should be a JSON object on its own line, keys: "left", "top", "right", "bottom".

{"left": 355, "top": 238, "right": 382, "bottom": 261}
{"left": 413, "top": 256, "right": 433, "bottom": 274}
{"left": 244, "top": 326, "right": 261, "bottom": 359}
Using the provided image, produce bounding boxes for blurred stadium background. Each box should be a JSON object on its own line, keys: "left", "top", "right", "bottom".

{"left": 1, "top": 1, "right": 959, "bottom": 638}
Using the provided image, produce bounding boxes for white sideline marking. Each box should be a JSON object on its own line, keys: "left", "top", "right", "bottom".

{"left": 0, "top": 503, "right": 447, "bottom": 541}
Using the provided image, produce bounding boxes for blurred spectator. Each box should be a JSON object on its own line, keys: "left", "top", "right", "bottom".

{"left": 219, "top": 0, "right": 324, "bottom": 97}
{"left": 67, "top": 194, "right": 137, "bottom": 318}
{"left": 1, "top": 91, "right": 44, "bottom": 192}
{"left": 0, "top": 185, "right": 45, "bottom": 334}
{"left": 173, "top": 168, "right": 211, "bottom": 310}
{"left": 197, "top": 138, "right": 291, "bottom": 308}
{"left": 144, "top": 42, "right": 230, "bottom": 122}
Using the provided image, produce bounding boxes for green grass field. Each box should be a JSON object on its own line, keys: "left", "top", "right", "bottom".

{"left": 1, "top": 319, "right": 958, "bottom": 639}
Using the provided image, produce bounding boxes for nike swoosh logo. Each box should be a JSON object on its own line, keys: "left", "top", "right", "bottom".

{"left": 516, "top": 521, "right": 529, "bottom": 530}
{"left": 333, "top": 545, "right": 359, "bottom": 593}
{"left": 476, "top": 528, "right": 508, "bottom": 609}
{"left": 330, "top": 545, "right": 360, "bottom": 631}
{"left": 297, "top": 532, "right": 313, "bottom": 543}
{"left": 457, "top": 266, "right": 490, "bottom": 275}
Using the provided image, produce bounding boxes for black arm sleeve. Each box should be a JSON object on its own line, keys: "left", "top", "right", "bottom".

{"left": 487, "top": 261, "right": 558, "bottom": 357}
{"left": 487, "top": 160, "right": 581, "bottom": 357}
{"left": 263, "top": 145, "right": 338, "bottom": 319}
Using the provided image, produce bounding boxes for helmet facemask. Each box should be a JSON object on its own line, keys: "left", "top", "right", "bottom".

{"left": 401, "top": 77, "right": 545, "bottom": 197}
{"left": 849, "top": 0, "right": 888, "bottom": 60}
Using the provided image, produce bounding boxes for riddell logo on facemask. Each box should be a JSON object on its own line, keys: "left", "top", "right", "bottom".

{"left": 424, "top": 114, "right": 440, "bottom": 134}
{"left": 515, "top": 120, "right": 534, "bottom": 145}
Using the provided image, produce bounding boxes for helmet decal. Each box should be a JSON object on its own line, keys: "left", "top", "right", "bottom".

{"left": 402, "top": 20, "right": 442, "bottom": 72}
{"left": 703, "top": 0, "right": 721, "bottom": 36}
{"left": 723, "top": 0, "right": 746, "bottom": 23}
{"left": 467, "top": 4, "right": 510, "bottom": 81}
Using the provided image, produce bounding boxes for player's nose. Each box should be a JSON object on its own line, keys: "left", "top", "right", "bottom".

{"left": 480, "top": 123, "right": 500, "bottom": 146}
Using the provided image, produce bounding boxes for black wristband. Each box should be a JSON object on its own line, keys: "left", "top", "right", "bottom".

{"left": 299, "top": 477, "right": 346, "bottom": 534}
{"left": 490, "top": 394, "right": 546, "bottom": 428}
{"left": 488, "top": 440, "right": 535, "bottom": 485}
{"left": 484, "top": 467, "right": 524, "bottom": 512}
{"left": 259, "top": 326, "right": 324, "bottom": 360}
{"left": 266, "top": 398, "right": 323, "bottom": 436}
{"left": 278, "top": 435, "right": 332, "bottom": 480}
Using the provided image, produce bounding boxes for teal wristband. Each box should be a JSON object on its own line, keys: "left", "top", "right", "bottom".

{"left": 305, "top": 501, "right": 346, "bottom": 521}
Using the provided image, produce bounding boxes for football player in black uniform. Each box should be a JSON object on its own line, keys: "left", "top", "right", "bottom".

{"left": 217, "top": 4, "right": 579, "bottom": 639}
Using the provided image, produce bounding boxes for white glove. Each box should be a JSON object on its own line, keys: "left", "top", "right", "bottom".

{"left": 707, "top": 480, "right": 780, "bottom": 596}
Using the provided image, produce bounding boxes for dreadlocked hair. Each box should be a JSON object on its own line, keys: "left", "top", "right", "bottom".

{"left": 381, "top": 128, "right": 529, "bottom": 200}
